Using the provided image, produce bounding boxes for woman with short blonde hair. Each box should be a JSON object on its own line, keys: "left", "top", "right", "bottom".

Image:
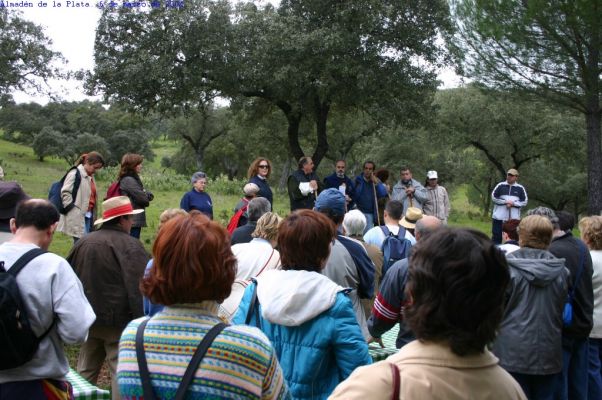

{"left": 518, "top": 214, "right": 554, "bottom": 250}
{"left": 221, "top": 212, "right": 283, "bottom": 319}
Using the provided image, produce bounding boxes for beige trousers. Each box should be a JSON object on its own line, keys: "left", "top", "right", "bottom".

{"left": 76, "top": 325, "right": 123, "bottom": 400}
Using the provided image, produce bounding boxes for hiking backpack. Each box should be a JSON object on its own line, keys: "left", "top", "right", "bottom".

{"left": 380, "top": 225, "right": 412, "bottom": 276}
{"left": 105, "top": 180, "right": 122, "bottom": 200}
{"left": 48, "top": 166, "right": 81, "bottom": 214}
{"left": 0, "top": 248, "right": 54, "bottom": 370}
{"left": 226, "top": 199, "right": 249, "bottom": 234}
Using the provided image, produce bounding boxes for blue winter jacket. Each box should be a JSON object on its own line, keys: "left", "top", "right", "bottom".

{"left": 233, "top": 270, "right": 371, "bottom": 400}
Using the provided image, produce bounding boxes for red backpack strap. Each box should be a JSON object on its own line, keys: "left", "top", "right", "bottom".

{"left": 390, "top": 362, "right": 400, "bottom": 400}
{"left": 227, "top": 209, "right": 246, "bottom": 234}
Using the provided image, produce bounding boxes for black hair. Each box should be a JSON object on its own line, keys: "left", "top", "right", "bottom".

{"left": 363, "top": 161, "right": 376, "bottom": 169}
{"left": 315, "top": 207, "right": 344, "bottom": 226}
{"left": 404, "top": 228, "right": 510, "bottom": 356}
{"left": 15, "top": 200, "right": 60, "bottom": 230}
{"left": 556, "top": 210, "right": 575, "bottom": 231}
{"left": 385, "top": 200, "right": 404, "bottom": 221}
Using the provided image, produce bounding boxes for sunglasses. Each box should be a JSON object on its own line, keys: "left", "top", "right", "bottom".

{"left": 507, "top": 173, "right": 516, "bottom": 177}
{"left": 258, "top": 165, "right": 269, "bottom": 169}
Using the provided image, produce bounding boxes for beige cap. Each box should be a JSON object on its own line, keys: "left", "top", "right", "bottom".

{"left": 400, "top": 207, "right": 424, "bottom": 229}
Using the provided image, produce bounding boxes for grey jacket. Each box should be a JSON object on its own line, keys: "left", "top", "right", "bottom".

{"left": 391, "top": 179, "right": 428, "bottom": 212}
{"left": 119, "top": 175, "right": 152, "bottom": 227}
{"left": 492, "top": 248, "right": 569, "bottom": 375}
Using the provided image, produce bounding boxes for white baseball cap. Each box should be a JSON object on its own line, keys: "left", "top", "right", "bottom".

{"left": 427, "top": 170, "right": 438, "bottom": 179}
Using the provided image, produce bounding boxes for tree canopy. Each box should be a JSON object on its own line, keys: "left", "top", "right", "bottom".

{"left": 450, "top": 0, "right": 602, "bottom": 214}
{"left": 89, "top": 0, "right": 453, "bottom": 167}
{"left": 0, "top": 10, "right": 63, "bottom": 99}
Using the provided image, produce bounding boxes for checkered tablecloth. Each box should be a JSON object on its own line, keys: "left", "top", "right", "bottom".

{"left": 369, "top": 324, "right": 399, "bottom": 362}
{"left": 67, "top": 368, "right": 111, "bottom": 400}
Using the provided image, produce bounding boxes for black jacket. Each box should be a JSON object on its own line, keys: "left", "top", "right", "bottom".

{"left": 119, "top": 174, "right": 152, "bottom": 228}
{"left": 287, "top": 170, "right": 323, "bottom": 211}
{"left": 549, "top": 232, "right": 594, "bottom": 338}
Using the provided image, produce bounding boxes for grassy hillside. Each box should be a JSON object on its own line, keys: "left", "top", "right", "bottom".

{"left": 0, "top": 139, "right": 293, "bottom": 256}
{"left": 1, "top": 138, "right": 491, "bottom": 257}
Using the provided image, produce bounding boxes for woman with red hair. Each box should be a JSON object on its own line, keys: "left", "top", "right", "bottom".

{"left": 117, "top": 212, "right": 288, "bottom": 399}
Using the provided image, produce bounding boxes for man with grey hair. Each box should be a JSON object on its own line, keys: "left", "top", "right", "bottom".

{"left": 230, "top": 197, "right": 271, "bottom": 245}
{"left": 529, "top": 207, "right": 593, "bottom": 399}
{"left": 367, "top": 215, "right": 442, "bottom": 348}
{"left": 343, "top": 210, "right": 384, "bottom": 318}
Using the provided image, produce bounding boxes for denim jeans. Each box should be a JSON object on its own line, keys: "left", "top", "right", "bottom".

{"left": 554, "top": 336, "right": 589, "bottom": 400}
{"left": 589, "top": 338, "right": 602, "bottom": 400}
{"left": 510, "top": 372, "right": 557, "bottom": 400}
{"left": 362, "top": 212, "right": 374, "bottom": 234}
{"left": 84, "top": 216, "right": 92, "bottom": 234}
{"left": 492, "top": 218, "right": 503, "bottom": 244}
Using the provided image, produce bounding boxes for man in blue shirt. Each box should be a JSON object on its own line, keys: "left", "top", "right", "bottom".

{"left": 323, "top": 160, "right": 355, "bottom": 209}
{"left": 353, "top": 161, "right": 388, "bottom": 232}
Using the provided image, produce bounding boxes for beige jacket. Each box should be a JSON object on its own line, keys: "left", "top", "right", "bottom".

{"left": 329, "top": 340, "right": 526, "bottom": 400}
{"left": 57, "top": 164, "right": 95, "bottom": 238}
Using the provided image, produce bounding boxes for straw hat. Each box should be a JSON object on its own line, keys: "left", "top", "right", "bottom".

{"left": 94, "top": 196, "right": 143, "bottom": 226}
{"left": 400, "top": 207, "right": 423, "bottom": 229}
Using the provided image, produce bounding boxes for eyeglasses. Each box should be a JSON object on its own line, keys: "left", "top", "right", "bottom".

{"left": 258, "top": 165, "right": 269, "bottom": 169}
{"left": 507, "top": 173, "right": 516, "bottom": 177}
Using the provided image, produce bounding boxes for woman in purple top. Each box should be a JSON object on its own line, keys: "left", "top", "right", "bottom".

{"left": 180, "top": 171, "right": 213, "bottom": 219}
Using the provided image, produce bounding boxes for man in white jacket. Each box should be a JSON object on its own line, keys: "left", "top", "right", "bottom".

{"left": 491, "top": 168, "right": 528, "bottom": 244}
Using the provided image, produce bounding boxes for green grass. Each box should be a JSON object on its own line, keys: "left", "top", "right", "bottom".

{"left": 0, "top": 138, "right": 294, "bottom": 257}
{"left": 448, "top": 184, "right": 491, "bottom": 234}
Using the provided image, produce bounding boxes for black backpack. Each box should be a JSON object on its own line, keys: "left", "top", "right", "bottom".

{"left": 380, "top": 225, "right": 413, "bottom": 276}
{"left": 0, "top": 248, "right": 55, "bottom": 370}
{"left": 48, "top": 166, "right": 81, "bottom": 214}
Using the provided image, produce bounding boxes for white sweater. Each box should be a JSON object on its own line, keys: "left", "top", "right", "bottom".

{"left": 0, "top": 242, "right": 96, "bottom": 383}
{"left": 590, "top": 250, "right": 602, "bottom": 338}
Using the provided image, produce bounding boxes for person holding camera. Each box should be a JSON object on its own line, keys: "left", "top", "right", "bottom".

{"left": 391, "top": 167, "right": 428, "bottom": 214}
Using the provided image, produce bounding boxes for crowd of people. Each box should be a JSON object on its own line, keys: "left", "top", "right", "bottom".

{"left": 0, "top": 153, "right": 600, "bottom": 400}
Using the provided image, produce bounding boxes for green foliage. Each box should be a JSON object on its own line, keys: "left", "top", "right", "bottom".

{"left": 0, "top": 10, "right": 63, "bottom": 96}
{"left": 32, "top": 127, "right": 65, "bottom": 162}
{"left": 90, "top": 0, "right": 453, "bottom": 168}
{"left": 431, "top": 86, "right": 587, "bottom": 214}
{"left": 450, "top": 0, "right": 602, "bottom": 214}
{"left": 0, "top": 101, "right": 156, "bottom": 166}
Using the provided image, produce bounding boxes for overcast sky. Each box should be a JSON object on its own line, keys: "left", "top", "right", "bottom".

{"left": 14, "top": 6, "right": 463, "bottom": 104}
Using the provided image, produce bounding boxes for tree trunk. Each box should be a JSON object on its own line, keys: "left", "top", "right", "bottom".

{"left": 585, "top": 32, "right": 602, "bottom": 216}
{"left": 279, "top": 157, "right": 293, "bottom": 191}
{"left": 311, "top": 100, "right": 330, "bottom": 169}
{"left": 585, "top": 109, "right": 602, "bottom": 215}
{"left": 195, "top": 148, "right": 204, "bottom": 171}
{"left": 284, "top": 112, "right": 303, "bottom": 162}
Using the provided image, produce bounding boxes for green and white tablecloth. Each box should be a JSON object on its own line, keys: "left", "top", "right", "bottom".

{"left": 369, "top": 324, "right": 400, "bottom": 362}
{"left": 67, "top": 368, "right": 111, "bottom": 400}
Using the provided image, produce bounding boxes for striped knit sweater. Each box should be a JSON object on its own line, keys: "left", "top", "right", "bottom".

{"left": 117, "top": 302, "right": 290, "bottom": 399}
